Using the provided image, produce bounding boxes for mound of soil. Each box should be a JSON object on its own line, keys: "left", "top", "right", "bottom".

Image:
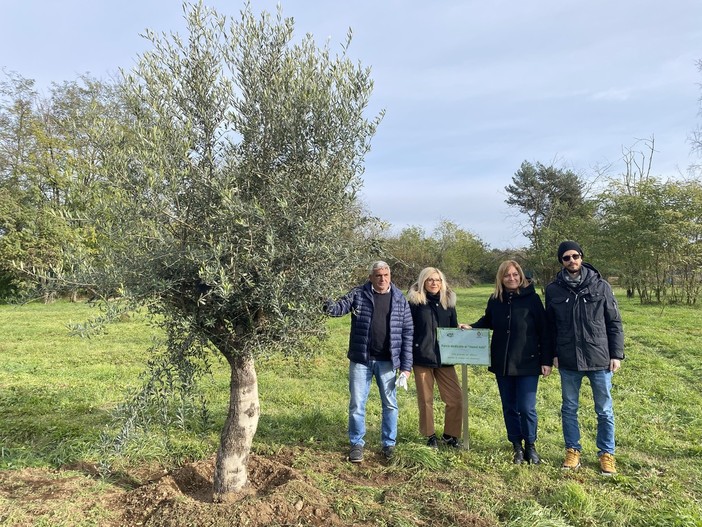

{"left": 118, "top": 454, "right": 344, "bottom": 527}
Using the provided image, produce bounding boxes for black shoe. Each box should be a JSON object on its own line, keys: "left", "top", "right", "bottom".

{"left": 441, "top": 434, "right": 460, "bottom": 448}
{"left": 348, "top": 444, "right": 363, "bottom": 463}
{"left": 512, "top": 442, "right": 524, "bottom": 464}
{"left": 382, "top": 445, "right": 395, "bottom": 460}
{"left": 524, "top": 443, "right": 541, "bottom": 465}
{"left": 427, "top": 434, "right": 438, "bottom": 449}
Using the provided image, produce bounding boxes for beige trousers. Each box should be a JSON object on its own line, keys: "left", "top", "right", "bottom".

{"left": 413, "top": 365, "right": 463, "bottom": 438}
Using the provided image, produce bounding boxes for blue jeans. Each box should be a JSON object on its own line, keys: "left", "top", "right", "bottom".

{"left": 559, "top": 368, "right": 615, "bottom": 455}
{"left": 348, "top": 360, "right": 398, "bottom": 448}
{"left": 495, "top": 375, "right": 539, "bottom": 444}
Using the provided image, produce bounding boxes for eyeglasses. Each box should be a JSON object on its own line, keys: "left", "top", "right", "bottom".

{"left": 562, "top": 254, "right": 581, "bottom": 262}
{"left": 425, "top": 278, "right": 442, "bottom": 283}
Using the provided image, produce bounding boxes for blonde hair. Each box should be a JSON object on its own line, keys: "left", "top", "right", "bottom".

{"left": 492, "top": 260, "right": 527, "bottom": 301}
{"left": 412, "top": 267, "right": 451, "bottom": 309}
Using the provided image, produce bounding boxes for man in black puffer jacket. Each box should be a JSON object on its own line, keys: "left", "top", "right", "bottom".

{"left": 546, "top": 241, "right": 624, "bottom": 476}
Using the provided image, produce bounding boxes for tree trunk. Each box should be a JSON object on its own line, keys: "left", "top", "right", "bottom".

{"left": 213, "top": 352, "right": 260, "bottom": 502}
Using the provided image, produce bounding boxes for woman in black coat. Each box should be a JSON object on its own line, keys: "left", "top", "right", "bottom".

{"left": 470, "top": 260, "right": 553, "bottom": 464}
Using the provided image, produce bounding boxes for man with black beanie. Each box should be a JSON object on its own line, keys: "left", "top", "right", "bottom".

{"left": 545, "top": 240, "right": 624, "bottom": 476}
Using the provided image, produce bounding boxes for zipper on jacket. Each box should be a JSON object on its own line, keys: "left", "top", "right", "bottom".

{"left": 503, "top": 295, "right": 512, "bottom": 375}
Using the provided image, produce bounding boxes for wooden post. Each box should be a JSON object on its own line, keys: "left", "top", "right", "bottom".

{"left": 461, "top": 364, "right": 469, "bottom": 450}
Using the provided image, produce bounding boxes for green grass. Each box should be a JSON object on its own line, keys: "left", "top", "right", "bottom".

{"left": 1, "top": 286, "right": 702, "bottom": 526}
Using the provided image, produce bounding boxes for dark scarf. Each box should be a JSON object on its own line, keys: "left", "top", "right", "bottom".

{"left": 427, "top": 292, "right": 453, "bottom": 327}
{"left": 562, "top": 266, "right": 588, "bottom": 288}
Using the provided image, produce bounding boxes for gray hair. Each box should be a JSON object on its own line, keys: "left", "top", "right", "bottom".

{"left": 369, "top": 260, "right": 390, "bottom": 275}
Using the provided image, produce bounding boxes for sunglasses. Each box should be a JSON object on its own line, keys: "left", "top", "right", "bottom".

{"left": 562, "top": 254, "right": 581, "bottom": 262}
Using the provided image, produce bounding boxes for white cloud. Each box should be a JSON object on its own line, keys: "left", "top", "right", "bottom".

{"left": 590, "top": 89, "right": 631, "bottom": 102}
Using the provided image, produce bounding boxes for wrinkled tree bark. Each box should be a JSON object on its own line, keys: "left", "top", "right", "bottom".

{"left": 213, "top": 353, "right": 260, "bottom": 502}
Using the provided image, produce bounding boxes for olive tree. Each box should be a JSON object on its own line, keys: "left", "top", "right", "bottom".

{"left": 73, "top": 2, "right": 381, "bottom": 500}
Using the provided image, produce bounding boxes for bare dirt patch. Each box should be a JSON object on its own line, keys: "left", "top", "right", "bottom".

{"left": 0, "top": 452, "right": 344, "bottom": 527}
{"left": 1, "top": 449, "right": 498, "bottom": 527}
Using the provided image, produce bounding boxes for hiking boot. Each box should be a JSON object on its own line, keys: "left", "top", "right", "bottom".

{"left": 599, "top": 453, "right": 617, "bottom": 476}
{"left": 441, "top": 434, "right": 460, "bottom": 448}
{"left": 427, "top": 434, "right": 439, "bottom": 449}
{"left": 382, "top": 445, "right": 395, "bottom": 460}
{"left": 348, "top": 444, "right": 363, "bottom": 463}
{"left": 562, "top": 448, "right": 581, "bottom": 469}
{"left": 512, "top": 442, "right": 524, "bottom": 464}
{"left": 524, "top": 443, "right": 541, "bottom": 465}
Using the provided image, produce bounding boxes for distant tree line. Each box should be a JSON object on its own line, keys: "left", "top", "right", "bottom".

{"left": 2, "top": 63, "right": 702, "bottom": 304}
{"left": 505, "top": 141, "right": 702, "bottom": 304}
{"left": 378, "top": 220, "right": 512, "bottom": 289}
{"left": 0, "top": 71, "right": 124, "bottom": 301}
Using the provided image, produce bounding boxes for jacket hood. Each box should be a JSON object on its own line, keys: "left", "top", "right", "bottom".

{"left": 500, "top": 281, "right": 537, "bottom": 301}
{"left": 518, "top": 282, "right": 537, "bottom": 297}
{"left": 407, "top": 282, "right": 457, "bottom": 307}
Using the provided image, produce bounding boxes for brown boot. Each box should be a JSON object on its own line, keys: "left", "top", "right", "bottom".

{"left": 562, "top": 448, "right": 581, "bottom": 469}
{"left": 599, "top": 453, "right": 616, "bottom": 476}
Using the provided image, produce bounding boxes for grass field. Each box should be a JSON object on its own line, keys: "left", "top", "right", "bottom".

{"left": 1, "top": 285, "right": 701, "bottom": 526}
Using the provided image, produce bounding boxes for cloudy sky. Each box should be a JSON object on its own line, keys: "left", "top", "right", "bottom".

{"left": 2, "top": 0, "right": 701, "bottom": 248}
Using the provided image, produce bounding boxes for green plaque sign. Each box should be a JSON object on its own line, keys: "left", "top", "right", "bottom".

{"left": 437, "top": 328, "right": 490, "bottom": 366}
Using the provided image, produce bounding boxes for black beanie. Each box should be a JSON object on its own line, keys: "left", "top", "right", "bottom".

{"left": 557, "top": 241, "right": 583, "bottom": 262}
